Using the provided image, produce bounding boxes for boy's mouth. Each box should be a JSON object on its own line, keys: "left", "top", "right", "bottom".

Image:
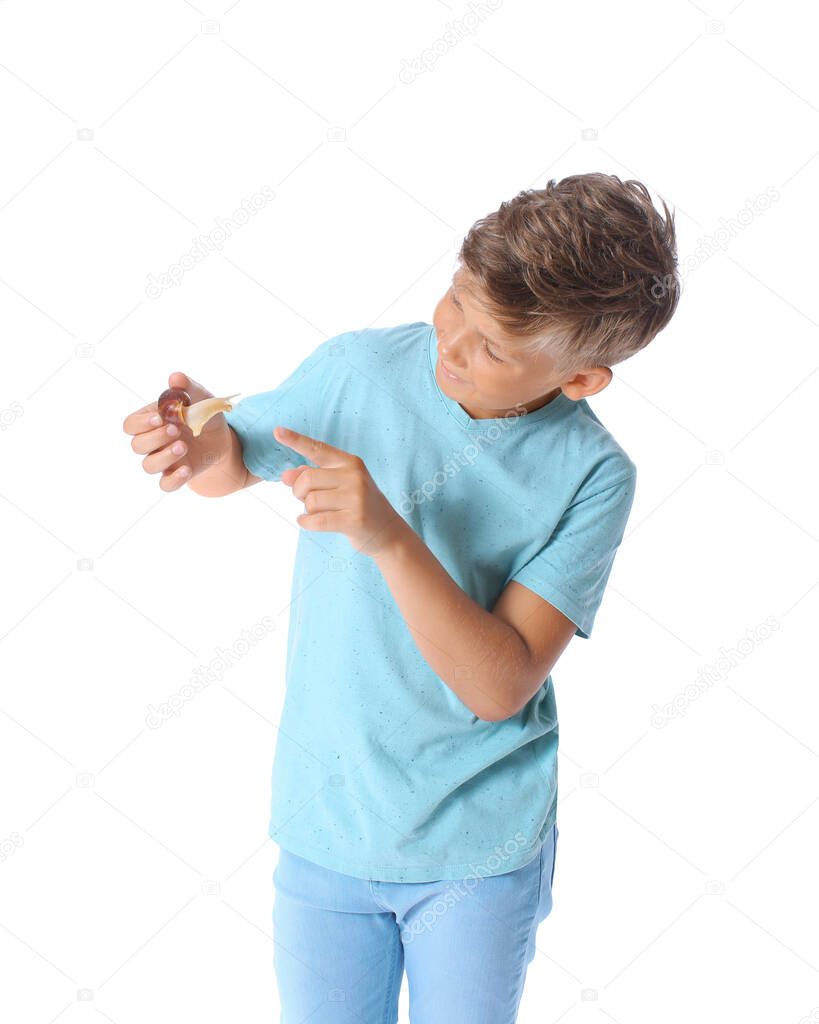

{"left": 439, "top": 358, "right": 467, "bottom": 384}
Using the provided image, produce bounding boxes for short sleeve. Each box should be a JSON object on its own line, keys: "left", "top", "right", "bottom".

{"left": 509, "top": 469, "right": 637, "bottom": 639}
{"left": 223, "top": 335, "right": 341, "bottom": 482}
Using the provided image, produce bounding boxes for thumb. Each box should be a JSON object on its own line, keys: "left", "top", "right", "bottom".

{"left": 167, "top": 372, "right": 211, "bottom": 403}
{"left": 280, "top": 465, "right": 308, "bottom": 486}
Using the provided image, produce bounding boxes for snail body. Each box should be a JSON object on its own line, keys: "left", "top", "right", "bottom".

{"left": 156, "top": 388, "right": 242, "bottom": 437}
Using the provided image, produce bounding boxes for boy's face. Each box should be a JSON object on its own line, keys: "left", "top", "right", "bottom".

{"left": 432, "top": 267, "right": 566, "bottom": 420}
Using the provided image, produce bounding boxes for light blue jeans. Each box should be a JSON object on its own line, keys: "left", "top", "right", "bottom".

{"left": 272, "top": 823, "right": 558, "bottom": 1023}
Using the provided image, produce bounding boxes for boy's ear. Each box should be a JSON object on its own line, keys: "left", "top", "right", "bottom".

{"left": 563, "top": 366, "right": 613, "bottom": 401}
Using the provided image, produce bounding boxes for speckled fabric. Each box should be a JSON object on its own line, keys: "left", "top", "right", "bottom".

{"left": 223, "top": 322, "right": 636, "bottom": 882}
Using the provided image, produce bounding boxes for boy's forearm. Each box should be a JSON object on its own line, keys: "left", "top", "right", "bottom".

{"left": 372, "top": 520, "right": 532, "bottom": 722}
{"left": 187, "top": 425, "right": 250, "bottom": 497}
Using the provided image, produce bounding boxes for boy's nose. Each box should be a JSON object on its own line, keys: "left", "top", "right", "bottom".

{"left": 439, "top": 337, "right": 468, "bottom": 371}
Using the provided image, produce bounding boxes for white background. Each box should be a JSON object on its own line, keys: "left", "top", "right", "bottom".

{"left": 1, "top": 0, "right": 817, "bottom": 1021}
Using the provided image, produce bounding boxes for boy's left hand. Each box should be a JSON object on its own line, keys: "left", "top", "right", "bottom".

{"left": 274, "top": 426, "right": 406, "bottom": 558}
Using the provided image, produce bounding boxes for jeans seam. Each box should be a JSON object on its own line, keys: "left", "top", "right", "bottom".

{"left": 510, "top": 845, "right": 546, "bottom": 1023}
{"left": 382, "top": 909, "right": 402, "bottom": 1023}
{"left": 368, "top": 880, "right": 401, "bottom": 1023}
{"left": 549, "top": 823, "right": 558, "bottom": 890}
{"left": 535, "top": 839, "right": 544, "bottom": 908}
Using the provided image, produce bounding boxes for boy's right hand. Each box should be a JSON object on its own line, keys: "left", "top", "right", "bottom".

{"left": 122, "top": 372, "right": 233, "bottom": 492}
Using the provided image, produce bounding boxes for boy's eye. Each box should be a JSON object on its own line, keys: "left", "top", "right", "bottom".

{"left": 484, "top": 341, "right": 504, "bottom": 364}
{"left": 450, "top": 289, "right": 504, "bottom": 363}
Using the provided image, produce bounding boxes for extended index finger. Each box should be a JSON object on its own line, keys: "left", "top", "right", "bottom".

{"left": 273, "top": 426, "right": 353, "bottom": 467}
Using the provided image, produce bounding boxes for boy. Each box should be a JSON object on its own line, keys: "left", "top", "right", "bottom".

{"left": 124, "top": 172, "right": 679, "bottom": 1022}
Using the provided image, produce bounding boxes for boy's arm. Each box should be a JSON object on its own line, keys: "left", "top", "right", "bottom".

{"left": 187, "top": 426, "right": 262, "bottom": 497}
{"left": 372, "top": 522, "right": 577, "bottom": 723}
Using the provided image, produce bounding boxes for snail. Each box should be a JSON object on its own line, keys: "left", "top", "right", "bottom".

{"left": 156, "top": 388, "right": 242, "bottom": 438}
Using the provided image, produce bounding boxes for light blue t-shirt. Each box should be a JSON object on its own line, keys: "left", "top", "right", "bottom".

{"left": 223, "top": 321, "right": 637, "bottom": 882}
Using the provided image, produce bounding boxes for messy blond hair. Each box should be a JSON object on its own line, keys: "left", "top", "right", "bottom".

{"left": 457, "top": 173, "right": 680, "bottom": 378}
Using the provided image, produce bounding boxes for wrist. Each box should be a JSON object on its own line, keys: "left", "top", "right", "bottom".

{"left": 188, "top": 424, "right": 246, "bottom": 496}
{"left": 370, "top": 513, "right": 413, "bottom": 565}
